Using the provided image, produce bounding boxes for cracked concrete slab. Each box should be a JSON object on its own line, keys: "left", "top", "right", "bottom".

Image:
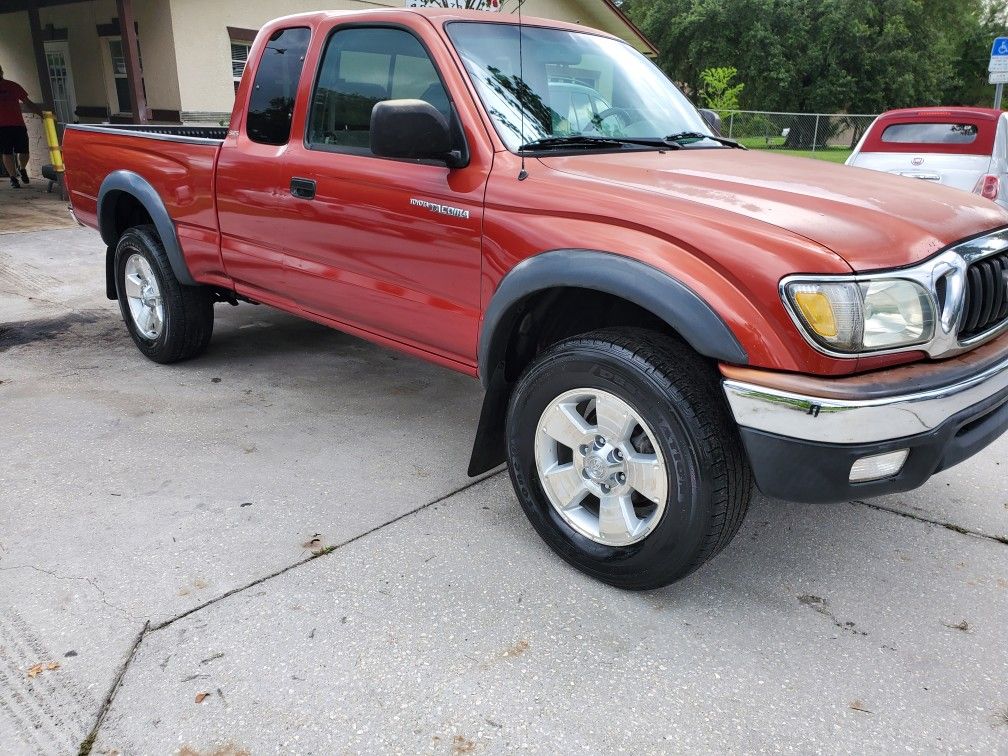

{"left": 0, "top": 227, "right": 484, "bottom": 751}
{"left": 869, "top": 438, "right": 1008, "bottom": 542}
{"left": 93, "top": 475, "right": 1008, "bottom": 754}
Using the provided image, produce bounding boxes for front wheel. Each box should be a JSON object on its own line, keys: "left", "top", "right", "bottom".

{"left": 505, "top": 328, "right": 752, "bottom": 590}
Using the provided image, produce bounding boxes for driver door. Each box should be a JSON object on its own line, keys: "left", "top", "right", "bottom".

{"left": 278, "top": 23, "right": 488, "bottom": 366}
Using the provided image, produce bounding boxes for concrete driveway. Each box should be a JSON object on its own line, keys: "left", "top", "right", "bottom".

{"left": 0, "top": 180, "right": 77, "bottom": 235}
{"left": 1, "top": 226, "right": 1006, "bottom": 754}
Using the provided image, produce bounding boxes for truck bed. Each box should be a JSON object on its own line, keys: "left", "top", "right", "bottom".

{"left": 63, "top": 123, "right": 227, "bottom": 286}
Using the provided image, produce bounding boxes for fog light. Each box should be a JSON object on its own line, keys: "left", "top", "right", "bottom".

{"left": 849, "top": 449, "right": 909, "bottom": 483}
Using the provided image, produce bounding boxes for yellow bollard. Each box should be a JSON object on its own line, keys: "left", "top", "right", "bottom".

{"left": 42, "top": 111, "right": 64, "bottom": 173}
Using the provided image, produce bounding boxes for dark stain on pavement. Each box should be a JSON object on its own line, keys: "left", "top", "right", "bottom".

{"left": 0, "top": 312, "right": 113, "bottom": 352}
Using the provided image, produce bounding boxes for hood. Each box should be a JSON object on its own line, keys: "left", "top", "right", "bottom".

{"left": 539, "top": 149, "right": 1008, "bottom": 271}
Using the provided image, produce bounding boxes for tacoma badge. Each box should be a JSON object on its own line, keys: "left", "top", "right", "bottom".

{"left": 410, "top": 198, "right": 470, "bottom": 220}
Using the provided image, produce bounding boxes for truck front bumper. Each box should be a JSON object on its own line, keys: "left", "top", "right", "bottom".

{"left": 721, "top": 344, "right": 1008, "bottom": 503}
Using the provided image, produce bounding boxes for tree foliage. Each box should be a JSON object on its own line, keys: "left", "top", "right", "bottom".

{"left": 623, "top": 0, "right": 1008, "bottom": 112}
{"left": 699, "top": 67, "right": 744, "bottom": 113}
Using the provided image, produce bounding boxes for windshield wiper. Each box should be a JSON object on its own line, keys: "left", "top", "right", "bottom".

{"left": 664, "top": 131, "right": 745, "bottom": 149}
{"left": 519, "top": 135, "right": 681, "bottom": 151}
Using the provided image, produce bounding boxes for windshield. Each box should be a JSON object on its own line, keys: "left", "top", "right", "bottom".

{"left": 446, "top": 21, "right": 717, "bottom": 151}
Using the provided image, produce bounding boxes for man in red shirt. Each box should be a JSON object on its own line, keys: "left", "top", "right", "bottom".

{"left": 0, "top": 64, "right": 44, "bottom": 189}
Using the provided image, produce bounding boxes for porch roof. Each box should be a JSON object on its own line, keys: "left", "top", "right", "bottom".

{"left": 1, "top": 0, "right": 94, "bottom": 13}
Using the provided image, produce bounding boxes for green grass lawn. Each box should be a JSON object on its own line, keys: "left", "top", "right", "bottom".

{"left": 770, "top": 149, "right": 852, "bottom": 163}
{"left": 733, "top": 136, "right": 852, "bottom": 162}
{"left": 738, "top": 136, "right": 787, "bottom": 149}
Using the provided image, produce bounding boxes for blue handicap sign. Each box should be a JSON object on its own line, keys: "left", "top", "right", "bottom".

{"left": 993, "top": 37, "right": 1008, "bottom": 57}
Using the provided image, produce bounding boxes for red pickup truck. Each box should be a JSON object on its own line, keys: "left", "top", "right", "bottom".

{"left": 63, "top": 8, "right": 1008, "bottom": 589}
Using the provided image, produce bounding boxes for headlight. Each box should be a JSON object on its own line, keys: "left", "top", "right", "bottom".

{"left": 784, "top": 278, "right": 935, "bottom": 353}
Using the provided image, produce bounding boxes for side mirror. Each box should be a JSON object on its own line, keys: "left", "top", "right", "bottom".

{"left": 370, "top": 99, "right": 465, "bottom": 167}
{"left": 699, "top": 108, "right": 723, "bottom": 136}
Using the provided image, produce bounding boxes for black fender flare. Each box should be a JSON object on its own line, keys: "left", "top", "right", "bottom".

{"left": 478, "top": 249, "right": 746, "bottom": 385}
{"left": 468, "top": 249, "right": 748, "bottom": 475}
{"left": 98, "top": 170, "right": 196, "bottom": 287}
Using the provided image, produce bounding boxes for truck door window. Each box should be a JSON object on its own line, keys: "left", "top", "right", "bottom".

{"left": 246, "top": 26, "right": 311, "bottom": 146}
{"left": 307, "top": 27, "right": 450, "bottom": 153}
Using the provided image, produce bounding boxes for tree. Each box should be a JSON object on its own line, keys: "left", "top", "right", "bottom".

{"left": 698, "top": 67, "right": 744, "bottom": 114}
{"left": 625, "top": 0, "right": 1005, "bottom": 114}
{"left": 946, "top": 1, "right": 1008, "bottom": 105}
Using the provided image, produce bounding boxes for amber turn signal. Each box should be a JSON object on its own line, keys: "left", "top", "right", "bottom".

{"left": 792, "top": 290, "right": 838, "bottom": 338}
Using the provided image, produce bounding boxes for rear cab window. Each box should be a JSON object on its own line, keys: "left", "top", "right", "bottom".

{"left": 246, "top": 27, "right": 312, "bottom": 145}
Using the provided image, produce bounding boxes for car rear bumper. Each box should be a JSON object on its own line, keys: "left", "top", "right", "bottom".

{"left": 721, "top": 341, "right": 1008, "bottom": 503}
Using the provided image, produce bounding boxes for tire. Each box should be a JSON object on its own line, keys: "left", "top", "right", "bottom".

{"left": 114, "top": 224, "right": 214, "bottom": 364}
{"left": 506, "top": 328, "right": 753, "bottom": 590}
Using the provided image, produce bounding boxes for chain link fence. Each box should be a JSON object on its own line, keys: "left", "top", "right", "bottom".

{"left": 722, "top": 110, "right": 879, "bottom": 157}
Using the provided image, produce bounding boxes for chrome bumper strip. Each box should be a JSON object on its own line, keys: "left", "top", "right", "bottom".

{"left": 723, "top": 354, "right": 1008, "bottom": 444}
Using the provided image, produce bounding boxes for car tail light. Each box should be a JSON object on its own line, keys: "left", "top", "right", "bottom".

{"left": 972, "top": 174, "right": 1000, "bottom": 201}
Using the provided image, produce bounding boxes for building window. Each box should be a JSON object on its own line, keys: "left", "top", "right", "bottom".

{"left": 107, "top": 38, "right": 131, "bottom": 113}
{"left": 231, "top": 41, "right": 251, "bottom": 93}
{"left": 106, "top": 36, "right": 144, "bottom": 115}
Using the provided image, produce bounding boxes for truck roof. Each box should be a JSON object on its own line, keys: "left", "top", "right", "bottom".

{"left": 261, "top": 7, "right": 624, "bottom": 44}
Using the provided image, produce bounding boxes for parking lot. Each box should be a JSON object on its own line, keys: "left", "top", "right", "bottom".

{"left": 1, "top": 222, "right": 1007, "bottom": 753}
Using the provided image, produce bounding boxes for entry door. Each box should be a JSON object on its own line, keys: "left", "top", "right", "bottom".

{"left": 43, "top": 41, "right": 77, "bottom": 124}
{"left": 279, "top": 25, "right": 486, "bottom": 366}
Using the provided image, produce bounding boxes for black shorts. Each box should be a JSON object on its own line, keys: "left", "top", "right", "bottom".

{"left": 0, "top": 125, "right": 29, "bottom": 155}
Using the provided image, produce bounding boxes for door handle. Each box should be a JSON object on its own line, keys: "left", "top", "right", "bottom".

{"left": 290, "top": 177, "right": 316, "bottom": 200}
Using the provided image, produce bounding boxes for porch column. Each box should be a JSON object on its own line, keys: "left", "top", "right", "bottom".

{"left": 26, "top": 2, "right": 56, "bottom": 113}
{"left": 116, "top": 0, "right": 148, "bottom": 123}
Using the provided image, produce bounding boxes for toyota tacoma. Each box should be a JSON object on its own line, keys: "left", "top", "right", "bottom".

{"left": 62, "top": 9, "right": 1008, "bottom": 589}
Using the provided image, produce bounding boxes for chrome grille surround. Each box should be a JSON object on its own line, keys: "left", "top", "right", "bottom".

{"left": 780, "top": 226, "right": 1008, "bottom": 359}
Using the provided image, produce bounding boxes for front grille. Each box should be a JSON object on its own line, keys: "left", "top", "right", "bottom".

{"left": 959, "top": 250, "right": 1008, "bottom": 340}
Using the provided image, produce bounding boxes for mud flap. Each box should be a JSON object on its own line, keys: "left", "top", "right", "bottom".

{"left": 468, "top": 362, "right": 510, "bottom": 476}
{"left": 106, "top": 245, "right": 117, "bottom": 300}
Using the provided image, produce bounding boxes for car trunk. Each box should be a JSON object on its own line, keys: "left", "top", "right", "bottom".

{"left": 847, "top": 151, "right": 993, "bottom": 193}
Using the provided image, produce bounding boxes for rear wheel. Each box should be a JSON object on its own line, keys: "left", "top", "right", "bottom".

{"left": 506, "top": 328, "right": 752, "bottom": 590}
{"left": 115, "top": 225, "right": 214, "bottom": 363}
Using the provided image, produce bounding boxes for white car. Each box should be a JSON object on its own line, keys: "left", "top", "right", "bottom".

{"left": 846, "top": 107, "right": 1008, "bottom": 209}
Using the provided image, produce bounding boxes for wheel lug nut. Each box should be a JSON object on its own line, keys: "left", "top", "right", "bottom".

{"left": 600, "top": 483, "right": 610, "bottom": 494}
{"left": 579, "top": 444, "right": 589, "bottom": 456}
{"left": 617, "top": 473, "right": 626, "bottom": 484}
{"left": 595, "top": 435, "right": 606, "bottom": 447}
{"left": 613, "top": 448, "right": 623, "bottom": 461}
